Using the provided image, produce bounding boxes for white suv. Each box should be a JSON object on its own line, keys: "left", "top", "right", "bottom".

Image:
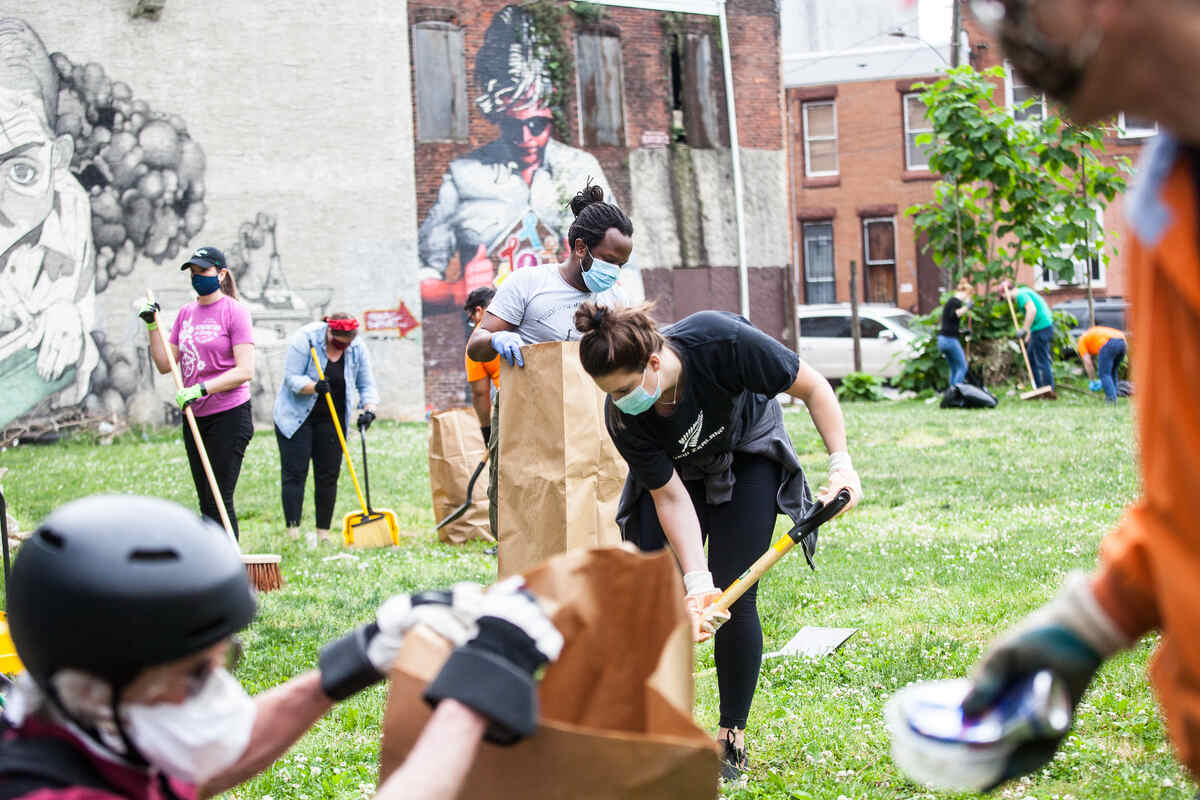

{"left": 796, "top": 304, "right": 918, "bottom": 380}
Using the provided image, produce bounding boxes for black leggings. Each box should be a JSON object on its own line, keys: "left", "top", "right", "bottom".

{"left": 629, "top": 452, "right": 781, "bottom": 730}
{"left": 182, "top": 401, "right": 253, "bottom": 539}
{"left": 276, "top": 413, "right": 344, "bottom": 530}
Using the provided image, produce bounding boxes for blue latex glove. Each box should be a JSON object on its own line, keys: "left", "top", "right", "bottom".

{"left": 491, "top": 331, "right": 525, "bottom": 367}
{"left": 1088, "top": 380, "right": 1102, "bottom": 392}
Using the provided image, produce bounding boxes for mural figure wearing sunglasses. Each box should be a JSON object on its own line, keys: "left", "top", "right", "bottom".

{"left": 417, "top": 4, "right": 641, "bottom": 315}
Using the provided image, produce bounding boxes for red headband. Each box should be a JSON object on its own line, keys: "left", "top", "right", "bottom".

{"left": 325, "top": 317, "right": 359, "bottom": 332}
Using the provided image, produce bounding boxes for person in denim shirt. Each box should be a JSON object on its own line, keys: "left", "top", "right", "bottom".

{"left": 273, "top": 315, "right": 379, "bottom": 546}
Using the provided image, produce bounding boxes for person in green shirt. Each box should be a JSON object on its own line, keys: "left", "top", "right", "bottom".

{"left": 1001, "top": 280, "right": 1056, "bottom": 393}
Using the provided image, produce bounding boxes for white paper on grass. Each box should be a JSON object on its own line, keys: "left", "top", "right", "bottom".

{"left": 764, "top": 626, "right": 858, "bottom": 659}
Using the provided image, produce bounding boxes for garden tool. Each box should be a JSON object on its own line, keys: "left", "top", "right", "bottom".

{"left": 1005, "top": 293, "right": 1055, "bottom": 401}
{"left": 434, "top": 453, "right": 488, "bottom": 531}
{"left": 146, "top": 290, "right": 283, "bottom": 591}
{"left": 703, "top": 488, "right": 852, "bottom": 626}
{"left": 309, "top": 347, "right": 397, "bottom": 548}
{"left": 0, "top": 483, "right": 23, "bottom": 676}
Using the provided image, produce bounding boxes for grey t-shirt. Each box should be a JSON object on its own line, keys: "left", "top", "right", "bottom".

{"left": 487, "top": 263, "right": 627, "bottom": 343}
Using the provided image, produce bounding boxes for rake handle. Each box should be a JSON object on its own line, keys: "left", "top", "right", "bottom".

{"left": 148, "top": 290, "right": 239, "bottom": 550}
{"left": 1006, "top": 293, "right": 1040, "bottom": 390}
{"left": 310, "top": 347, "right": 370, "bottom": 516}
{"left": 707, "top": 488, "right": 852, "bottom": 616}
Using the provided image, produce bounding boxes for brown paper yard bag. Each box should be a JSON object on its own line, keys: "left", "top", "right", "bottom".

{"left": 428, "top": 408, "right": 492, "bottom": 544}
{"left": 379, "top": 546, "right": 721, "bottom": 799}
{"left": 496, "top": 341, "right": 627, "bottom": 577}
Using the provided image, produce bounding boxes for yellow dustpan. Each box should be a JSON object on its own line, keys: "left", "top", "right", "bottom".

{"left": 310, "top": 348, "right": 399, "bottom": 548}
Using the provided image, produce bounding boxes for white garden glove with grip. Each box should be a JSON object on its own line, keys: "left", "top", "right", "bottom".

{"left": 822, "top": 451, "right": 863, "bottom": 514}
{"left": 684, "top": 570, "right": 729, "bottom": 643}
{"left": 318, "top": 583, "right": 487, "bottom": 702}
{"left": 424, "top": 577, "right": 563, "bottom": 745}
{"left": 960, "top": 572, "right": 1132, "bottom": 789}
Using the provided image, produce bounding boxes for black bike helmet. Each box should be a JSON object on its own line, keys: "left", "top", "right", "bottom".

{"left": 7, "top": 495, "right": 256, "bottom": 692}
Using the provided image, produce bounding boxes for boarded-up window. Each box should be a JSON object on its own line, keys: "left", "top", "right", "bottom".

{"left": 862, "top": 217, "right": 897, "bottom": 305}
{"left": 667, "top": 31, "right": 725, "bottom": 148}
{"left": 576, "top": 32, "right": 625, "bottom": 147}
{"left": 413, "top": 21, "right": 467, "bottom": 142}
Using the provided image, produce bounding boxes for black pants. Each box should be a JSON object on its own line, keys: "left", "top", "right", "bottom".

{"left": 182, "top": 401, "right": 253, "bottom": 539}
{"left": 275, "top": 413, "right": 344, "bottom": 530}
{"left": 629, "top": 452, "right": 781, "bottom": 730}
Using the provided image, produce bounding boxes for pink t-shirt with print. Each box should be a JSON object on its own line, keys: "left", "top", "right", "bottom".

{"left": 169, "top": 295, "right": 254, "bottom": 417}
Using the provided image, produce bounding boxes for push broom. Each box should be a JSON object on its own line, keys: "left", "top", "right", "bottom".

{"left": 146, "top": 290, "right": 283, "bottom": 592}
{"left": 703, "top": 488, "right": 852, "bottom": 627}
{"left": 309, "top": 347, "right": 398, "bottom": 548}
{"left": 1006, "top": 293, "right": 1055, "bottom": 401}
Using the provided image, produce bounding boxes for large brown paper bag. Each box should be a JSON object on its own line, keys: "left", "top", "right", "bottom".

{"left": 429, "top": 408, "right": 492, "bottom": 544}
{"left": 379, "top": 546, "right": 721, "bottom": 799}
{"left": 496, "top": 341, "right": 627, "bottom": 577}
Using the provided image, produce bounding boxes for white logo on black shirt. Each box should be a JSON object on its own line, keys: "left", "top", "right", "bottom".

{"left": 678, "top": 412, "right": 703, "bottom": 451}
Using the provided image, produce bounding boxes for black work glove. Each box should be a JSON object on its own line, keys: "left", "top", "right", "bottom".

{"left": 138, "top": 300, "right": 161, "bottom": 327}
{"left": 424, "top": 577, "right": 563, "bottom": 745}
{"left": 960, "top": 573, "right": 1130, "bottom": 790}
{"left": 357, "top": 410, "right": 376, "bottom": 431}
{"left": 314, "top": 379, "right": 330, "bottom": 396}
{"left": 480, "top": 425, "right": 492, "bottom": 445}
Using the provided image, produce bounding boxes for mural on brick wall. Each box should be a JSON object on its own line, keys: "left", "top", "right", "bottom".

{"left": 417, "top": 5, "right": 642, "bottom": 389}
{"left": 0, "top": 16, "right": 207, "bottom": 431}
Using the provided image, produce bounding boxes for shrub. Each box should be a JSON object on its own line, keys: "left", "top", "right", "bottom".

{"left": 837, "top": 372, "right": 885, "bottom": 402}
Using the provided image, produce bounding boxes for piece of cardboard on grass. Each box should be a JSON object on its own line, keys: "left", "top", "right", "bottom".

{"left": 379, "top": 546, "right": 720, "bottom": 799}
{"left": 764, "top": 626, "right": 858, "bottom": 659}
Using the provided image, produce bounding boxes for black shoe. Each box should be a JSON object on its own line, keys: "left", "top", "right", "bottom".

{"left": 484, "top": 545, "right": 498, "bottom": 556}
{"left": 720, "top": 731, "right": 746, "bottom": 781}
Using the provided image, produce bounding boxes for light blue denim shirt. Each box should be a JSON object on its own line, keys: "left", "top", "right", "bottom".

{"left": 273, "top": 322, "right": 380, "bottom": 438}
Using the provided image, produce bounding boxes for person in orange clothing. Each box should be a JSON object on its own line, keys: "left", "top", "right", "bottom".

{"left": 957, "top": 0, "right": 1200, "bottom": 792}
{"left": 464, "top": 287, "right": 500, "bottom": 446}
{"left": 1076, "top": 325, "right": 1127, "bottom": 402}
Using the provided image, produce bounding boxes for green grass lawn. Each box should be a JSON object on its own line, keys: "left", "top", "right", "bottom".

{"left": 1, "top": 395, "right": 1193, "bottom": 800}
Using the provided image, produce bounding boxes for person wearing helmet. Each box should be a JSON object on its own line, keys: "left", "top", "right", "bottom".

{"left": 0, "top": 495, "right": 562, "bottom": 800}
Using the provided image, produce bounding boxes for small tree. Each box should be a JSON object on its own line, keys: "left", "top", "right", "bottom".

{"left": 908, "top": 66, "right": 1130, "bottom": 306}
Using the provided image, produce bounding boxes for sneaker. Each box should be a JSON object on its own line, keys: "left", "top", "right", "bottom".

{"left": 720, "top": 730, "right": 746, "bottom": 781}
{"left": 484, "top": 545, "right": 498, "bottom": 556}
{"left": 305, "top": 531, "right": 318, "bottom": 549}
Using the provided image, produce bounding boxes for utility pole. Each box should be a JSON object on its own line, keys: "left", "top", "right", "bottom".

{"left": 850, "top": 260, "right": 862, "bottom": 373}
{"left": 951, "top": 0, "right": 962, "bottom": 67}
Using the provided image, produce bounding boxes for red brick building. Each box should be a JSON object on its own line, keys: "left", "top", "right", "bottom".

{"left": 409, "top": 0, "right": 789, "bottom": 411}
{"left": 784, "top": 1, "right": 1155, "bottom": 317}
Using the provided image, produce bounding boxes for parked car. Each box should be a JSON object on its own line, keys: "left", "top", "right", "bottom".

{"left": 1051, "top": 297, "right": 1128, "bottom": 336}
{"left": 796, "top": 304, "right": 918, "bottom": 380}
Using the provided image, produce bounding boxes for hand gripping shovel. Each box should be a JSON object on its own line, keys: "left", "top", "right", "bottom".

{"left": 703, "top": 488, "right": 853, "bottom": 626}
{"left": 310, "top": 347, "right": 398, "bottom": 548}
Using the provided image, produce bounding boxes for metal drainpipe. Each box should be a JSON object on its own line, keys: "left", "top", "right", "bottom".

{"left": 718, "top": 1, "right": 750, "bottom": 320}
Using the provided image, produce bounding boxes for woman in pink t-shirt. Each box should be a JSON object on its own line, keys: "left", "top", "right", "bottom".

{"left": 138, "top": 246, "right": 255, "bottom": 538}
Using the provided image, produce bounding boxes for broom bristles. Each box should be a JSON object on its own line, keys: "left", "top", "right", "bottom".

{"left": 349, "top": 515, "right": 395, "bottom": 548}
{"left": 243, "top": 553, "right": 283, "bottom": 592}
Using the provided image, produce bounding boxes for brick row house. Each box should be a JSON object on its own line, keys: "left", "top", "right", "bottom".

{"left": 783, "top": 0, "right": 1155, "bottom": 319}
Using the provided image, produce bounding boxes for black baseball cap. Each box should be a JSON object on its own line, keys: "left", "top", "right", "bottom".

{"left": 180, "top": 246, "right": 227, "bottom": 271}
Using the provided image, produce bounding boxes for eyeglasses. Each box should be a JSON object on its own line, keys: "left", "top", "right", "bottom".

{"left": 500, "top": 116, "right": 553, "bottom": 138}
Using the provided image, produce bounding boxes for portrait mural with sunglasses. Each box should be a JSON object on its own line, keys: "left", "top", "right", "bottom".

{"left": 416, "top": 4, "right": 643, "bottom": 322}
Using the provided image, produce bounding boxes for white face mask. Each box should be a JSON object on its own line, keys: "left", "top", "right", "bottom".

{"left": 123, "top": 668, "right": 256, "bottom": 784}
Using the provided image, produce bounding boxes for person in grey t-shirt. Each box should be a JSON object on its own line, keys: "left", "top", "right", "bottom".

{"left": 466, "top": 182, "right": 634, "bottom": 366}
{"left": 466, "top": 181, "right": 634, "bottom": 549}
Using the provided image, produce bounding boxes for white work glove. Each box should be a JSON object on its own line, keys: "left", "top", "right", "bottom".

{"left": 821, "top": 451, "right": 863, "bottom": 515}
{"left": 366, "top": 582, "right": 488, "bottom": 673}
{"left": 684, "top": 570, "right": 729, "bottom": 644}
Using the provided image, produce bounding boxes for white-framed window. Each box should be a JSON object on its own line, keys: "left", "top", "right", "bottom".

{"left": 802, "top": 221, "right": 836, "bottom": 303}
{"left": 802, "top": 100, "right": 838, "bottom": 177}
{"left": 903, "top": 92, "right": 934, "bottom": 170}
{"left": 1118, "top": 111, "right": 1158, "bottom": 140}
{"left": 1005, "top": 61, "right": 1045, "bottom": 123}
{"left": 862, "top": 217, "right": 898, "bottom": 305}
{"left": 1037, "top": 205, "right": 1106, "bottom": 290}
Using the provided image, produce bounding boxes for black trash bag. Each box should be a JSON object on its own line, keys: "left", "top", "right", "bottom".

{"left": 941, "top": 382, "right": 999, "bottom": 409}
{"left": 965, "top": 366, "right": 985, "bottom": 388}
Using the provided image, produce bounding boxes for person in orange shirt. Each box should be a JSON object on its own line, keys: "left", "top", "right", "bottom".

{"left": 1076, "top": 325, "right": 1127, "bottom": 402}
{"left": 954, "top": 0, "right": 1200, "bottom": 791}
{"left": 464, "top": 287, "right": 500, "bottom": 446}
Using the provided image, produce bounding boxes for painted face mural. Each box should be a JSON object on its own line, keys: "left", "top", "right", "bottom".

{"left": 0, "top": 17, "right": 210, "bottom": 432}
{"left": 416, "top": 4, "right": 622, "bottom": 316}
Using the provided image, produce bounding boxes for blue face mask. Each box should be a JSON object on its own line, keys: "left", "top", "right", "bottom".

{"left": 614, "top": 364, "right": 662, "bottom": 415}
{"left": 191, "top": 273, "right": 222, "bottom": 296}
{"left": 582, "top": 248, "right": 621, "bottom": 294}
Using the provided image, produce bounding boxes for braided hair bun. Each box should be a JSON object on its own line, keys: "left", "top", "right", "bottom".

{"left": 569, "top": 182, "right": 606, "bottom": 217}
